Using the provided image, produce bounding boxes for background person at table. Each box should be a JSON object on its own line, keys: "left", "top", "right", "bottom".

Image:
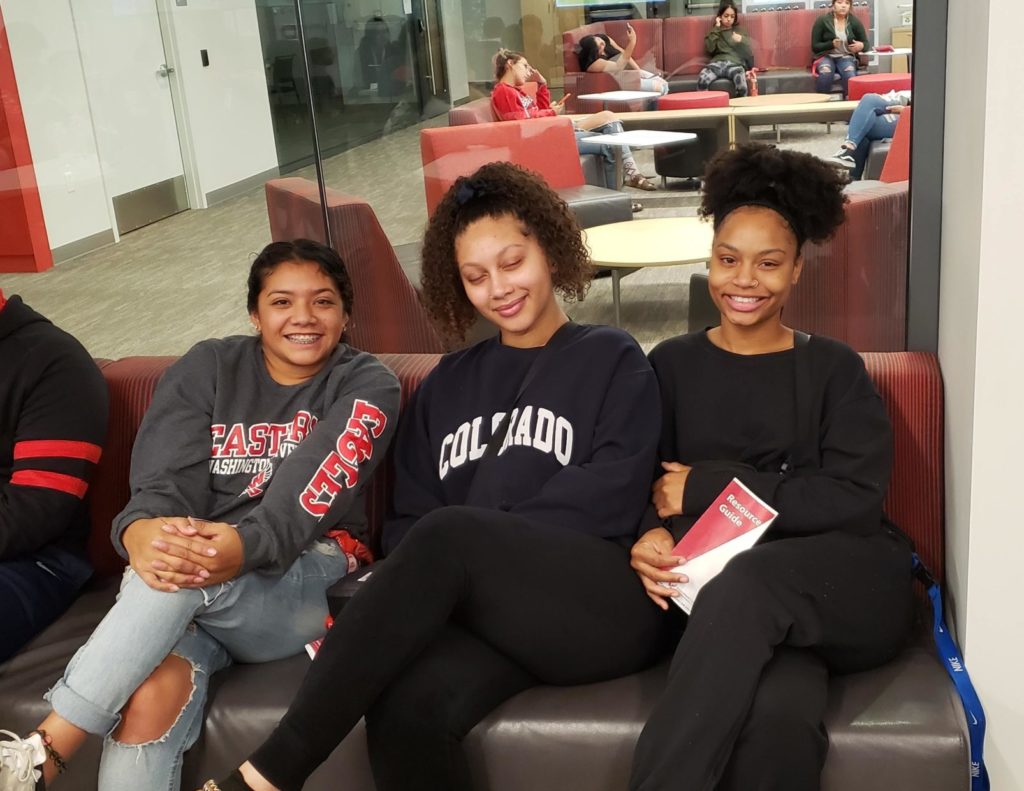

{"left": 811, "top": 0, "right": 869, "bottom": 99}
{"left": 699, "top": 1, "right": 753, "bottom": 97}
{"left": 0, "top": 290, "right": 107, "bottom": 662}
{"left": 628, "top": 144, "right": 914, "bottom": 791}
{"left": 578, "top": 27, "right": 669, "bottom": 96}
{"left": 491, "top": 48, "right": 656, "bottom": 191}
{"left": 829, "top": 90, "right": 911, "bottom": 178}
{"left": 202, "top": 162, "right": 669, "bottom": 791}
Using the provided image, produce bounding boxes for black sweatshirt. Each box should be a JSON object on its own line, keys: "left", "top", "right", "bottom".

{"left": 111, "top": 336, "right": 400, "bottom": 575}
{"left": 642, "top": 331, "right": 892, "bottom": 541}
{"left": 383, "top": 323, "right": 660, "bottom": 554}
{"left": 0, "top": 294, "right": 108, "bottom": 562}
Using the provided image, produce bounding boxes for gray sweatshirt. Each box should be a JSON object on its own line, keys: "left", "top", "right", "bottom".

{"left": 112, "top": 336, "right": 400, "bottom": 575}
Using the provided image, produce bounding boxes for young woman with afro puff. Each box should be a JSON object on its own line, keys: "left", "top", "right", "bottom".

{"left": 203, "top": 162, "right": 672, "bottom": 791}
{"left": 628, "top": 144, "right": 915, "bottom": 791}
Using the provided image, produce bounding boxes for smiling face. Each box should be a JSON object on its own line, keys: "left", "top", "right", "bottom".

{"left": 251, "top": 259, "right": 348, "bottom": 384}
{"left": 455, "top": 213, "right": 566, "bottom": 348}
{"left": 708, "top": 205, "right": 802, "bottom": 342}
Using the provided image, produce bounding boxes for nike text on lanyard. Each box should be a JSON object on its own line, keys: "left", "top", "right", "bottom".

{"left": 913, "top": 553, "right": 989, "bottom": 790}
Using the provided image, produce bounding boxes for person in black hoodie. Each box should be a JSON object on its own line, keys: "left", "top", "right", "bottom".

{"left": 205, "top": 162, "right": 667, "bottom": 791}
{"left": 0, "top": 290, "right": 107, "bottom": 662}
{"left": 628, "top": 144, "right": 914, "bottom": 791}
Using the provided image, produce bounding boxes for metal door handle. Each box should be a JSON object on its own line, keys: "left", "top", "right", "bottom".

{"left": 157, "top": 64, "right": 176, "bottom": 78}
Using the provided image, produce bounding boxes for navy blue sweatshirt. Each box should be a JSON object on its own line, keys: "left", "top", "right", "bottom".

{"left": 383, "top": 323, "right": 660, "bottom": 554}
{"left": 642, "top": 331, "right": 892, "bottom": 541}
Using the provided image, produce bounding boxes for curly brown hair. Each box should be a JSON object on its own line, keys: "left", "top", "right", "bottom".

{"left": 421, "top": 162, "right": 593, "bottom": 342}
{"left": 699, "top": 143, "right": 848, "bottom": 249}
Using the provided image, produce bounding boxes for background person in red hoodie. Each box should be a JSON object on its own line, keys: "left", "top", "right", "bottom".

{"left": 491, "top": 48, "right": 657, "bottom": 191}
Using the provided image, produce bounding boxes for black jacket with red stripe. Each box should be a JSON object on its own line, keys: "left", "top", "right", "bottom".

{"left": 0, "top": 294, "right": 108, "bottom": 562}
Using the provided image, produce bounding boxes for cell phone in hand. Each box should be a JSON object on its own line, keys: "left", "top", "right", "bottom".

{"left": 873, "top": 107, "right": 889, "bottom": 115}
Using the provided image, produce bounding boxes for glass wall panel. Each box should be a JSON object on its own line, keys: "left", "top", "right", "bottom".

{"left": 0, "top": 0, "right": 926, "bottom": 360}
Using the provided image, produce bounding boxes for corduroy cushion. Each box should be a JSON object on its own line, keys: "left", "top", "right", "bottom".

{"left": 789, "top": 180, "right": 909, "bottom": 352}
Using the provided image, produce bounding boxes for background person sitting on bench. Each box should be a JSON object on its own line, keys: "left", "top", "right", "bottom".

{"left": 490, "top": 49, "right": 656, "bottom": 191}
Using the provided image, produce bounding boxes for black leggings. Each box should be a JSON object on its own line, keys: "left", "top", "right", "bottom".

{"left": 250, "top": 505, "right": 671, "bottom": 791}
{"left": 630, "top": 528, "right": 914, "bottom": 791}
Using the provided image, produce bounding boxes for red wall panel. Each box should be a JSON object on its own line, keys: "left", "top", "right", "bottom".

{"left": 0, "top": 6, "right": 53, "bottom": 272}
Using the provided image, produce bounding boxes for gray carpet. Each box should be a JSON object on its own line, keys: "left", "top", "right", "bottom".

{"left": 0, "top": 121, "right": 846, "bottom": 358}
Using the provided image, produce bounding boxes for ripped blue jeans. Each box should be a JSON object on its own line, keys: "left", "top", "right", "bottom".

{"left": 45, "top": 539, "right": 350, "bottom": 791}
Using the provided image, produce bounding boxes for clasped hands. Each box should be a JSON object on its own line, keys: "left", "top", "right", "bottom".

{"left": 123, "top": 516, "right": 244, "bottom": 593}
{"left": 630, "top": 461, "right": 692, "bottom": 609}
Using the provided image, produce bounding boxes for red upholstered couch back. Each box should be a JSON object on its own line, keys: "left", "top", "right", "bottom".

{"left": 85, "top": 351, "right": 945, "bottom": 585}
{"left": 419, "top": 117, "right": 585, "bottom": 217}
{"left": 789, "top": 180, "right": 909, "bottom": 352}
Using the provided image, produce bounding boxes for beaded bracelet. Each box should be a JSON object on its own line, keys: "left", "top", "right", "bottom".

{"left": 32, "top": 728, "right": 68, "bottom": 775}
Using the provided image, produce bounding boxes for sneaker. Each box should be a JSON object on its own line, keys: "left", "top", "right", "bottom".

{"left": 624, "top": 173, "right": 658, "bottom": 191}
{"left": 829, "top": 147, "right": 855, "bottom": 168}
{"left": 0, "top": 731, "right": 45, "bottom": 791}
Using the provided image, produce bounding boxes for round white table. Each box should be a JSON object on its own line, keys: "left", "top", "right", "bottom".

{"left": 584, "top": 216, "right": 714, "bottom": 326}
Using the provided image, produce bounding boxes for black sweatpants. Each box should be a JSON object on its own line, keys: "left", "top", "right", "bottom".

{"left": 250, "top": 505, "right": 671, "bottom": 791}
{"left": 630, "top": 527, "right": 915, "bottom": 791}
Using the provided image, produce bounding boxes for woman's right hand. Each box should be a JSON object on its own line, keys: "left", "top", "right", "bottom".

{"left": 626, "top": 24, "right": 637, "bottom": 46}
{"left": 630, "top": 527, "right": 687, "bottom": 610}
{"left": 123, "top": 517, "right": 217, "bottom": 592}
{"left": 715, "top": 16, "right": 722, "bottom": 28}
{"left": 833, "top": 37, "right": 842, "bottom": 49}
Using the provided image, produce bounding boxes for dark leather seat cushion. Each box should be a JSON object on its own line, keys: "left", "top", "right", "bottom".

{"left": 556, "top": 184, "right": 632, "bottom": 229}
{"left": 1, "top": 577, "right": 967, "bottom": 791}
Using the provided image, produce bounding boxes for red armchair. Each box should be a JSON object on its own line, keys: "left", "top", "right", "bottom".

{"left": 265, "top": 178, "right": 445, "bottom": 355}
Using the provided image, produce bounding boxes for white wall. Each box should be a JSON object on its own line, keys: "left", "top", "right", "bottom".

{"left": 939, "top": 0, "right": 1024, "bottom": 785}
{"left": 0, "top": 0, "right": 112, "bottom": 249}
{"left": 164, "top": 0, "right": 278, "bottom": 200}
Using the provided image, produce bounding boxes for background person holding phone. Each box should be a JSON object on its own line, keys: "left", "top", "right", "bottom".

{"left": 810, "top": 0, "right": 870, "bottom": 98}
{"left": 491, "top": 48, "right": 657, "bottom": 191}
{"left": 577, "top": 24, "right": 669, "bottom": 95}
{"left": 699, "top": 1, "right": 754, "bottom": 97}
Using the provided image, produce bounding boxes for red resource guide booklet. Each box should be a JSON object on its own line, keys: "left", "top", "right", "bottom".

{"left": 669, "top": 477, "right": 779, "bottom": 614}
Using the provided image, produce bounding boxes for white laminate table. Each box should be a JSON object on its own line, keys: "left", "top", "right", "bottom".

{"left": 577, "top": 90, "right": 662, "bottom": 110}
{"left": 590, "top": 129, "right": 697, "bottom": 188}
{"left": 584, "top": 216, "right": 714, "bottom": 326}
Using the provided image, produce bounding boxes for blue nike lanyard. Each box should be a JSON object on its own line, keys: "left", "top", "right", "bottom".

{"left": 913, "top": 553, "right": 989, "bottom": 790}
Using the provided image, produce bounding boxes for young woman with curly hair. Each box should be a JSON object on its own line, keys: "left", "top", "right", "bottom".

{"left": 204, "top": 161, "right": 671, "bottom": 791}
{"left": 628, "top": 144, "right": 915, "bottom": 791}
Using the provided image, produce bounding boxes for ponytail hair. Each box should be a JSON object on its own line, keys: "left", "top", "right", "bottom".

{"left": 493, "top": 48, "right": 524, "bottom": 81}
